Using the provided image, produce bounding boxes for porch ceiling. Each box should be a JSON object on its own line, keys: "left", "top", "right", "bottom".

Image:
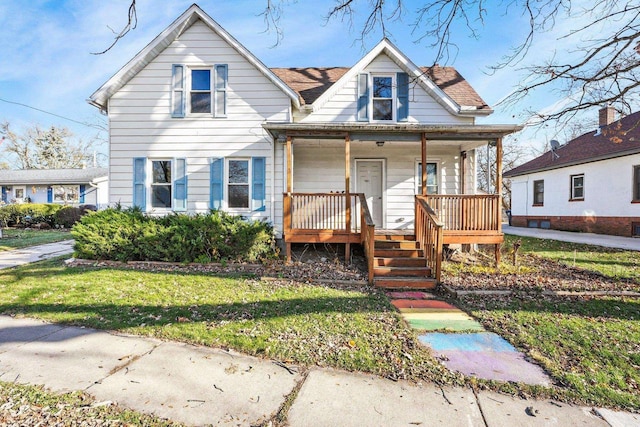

{"left": 263, "top": 122, "right": 523, "bottom": 142}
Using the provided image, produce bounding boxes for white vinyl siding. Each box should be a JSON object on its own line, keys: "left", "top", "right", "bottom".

{"left": 108, "top": 20, "right": 289, "bottom": 217}
{"left": 300, "top": 53, "right": 473, "bottom": 125}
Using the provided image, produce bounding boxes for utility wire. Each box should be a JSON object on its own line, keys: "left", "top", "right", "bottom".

{"left": 0, "top": 97, "right": 105, "bottom": 131}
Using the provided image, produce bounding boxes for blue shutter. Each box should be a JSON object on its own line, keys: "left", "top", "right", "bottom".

{"left": 357, "top": 73, "right": 369, "bottom": 121}
{"left": 79, "top": 184, "right": 86, "bottom": 203}
{"left": 173, "top": 158, "right": 187, "bottom": 211}
{"left": 397, "top": 72, "right": 409, "bottom": 122}
{"left": 47, "top": 187, "right": 53, "bottom": 203}
{"left": 252, "top": 157, "right": 266, "bottom": 212}
{"left": 171, "top": 65, "right": 185, "bottom": 118}
{"left": 133, "top": 157, "right": 147, "bottom": 210}
{"left": 215, "top": 64, "right": 228, "bottom": 117}
{"left": 1, "top": 186, "right": 6, "bottom": 203}
{"left": 210, "top": 158, "right": 224, "bottom": 210}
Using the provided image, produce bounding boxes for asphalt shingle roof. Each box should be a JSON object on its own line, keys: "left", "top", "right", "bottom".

{"left": 504, "top": 111, "right": 640, "bottom": 177}
{"left": 270, "top": 66, "right": 490, "bottom": 109}
{"left": 0, "top": 168, "right": 108, "bottom": 185}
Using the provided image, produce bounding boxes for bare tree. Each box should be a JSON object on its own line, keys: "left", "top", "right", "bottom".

{"left": 92, "top": 0, "right": 137, "bottom": 54}
{"left": 0, "top": 122, "right": 102, "bottom": 170}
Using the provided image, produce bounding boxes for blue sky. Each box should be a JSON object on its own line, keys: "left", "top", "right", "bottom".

{"left": 0, "top": 0, "right": 601, "bottom": 166}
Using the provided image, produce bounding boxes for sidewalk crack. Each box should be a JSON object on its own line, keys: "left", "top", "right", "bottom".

{"left": 472, "top": 387, "right": 490, "bottom": 427}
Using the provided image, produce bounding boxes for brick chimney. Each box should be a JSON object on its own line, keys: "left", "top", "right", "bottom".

{"left": 599, "top": 106, "right": 616, "bottom": 128}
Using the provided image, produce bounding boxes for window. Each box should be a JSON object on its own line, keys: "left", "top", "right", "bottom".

{"left": 416, "top": 162, "right": 439, "bottom": 195}
{"left": 132, "top": 158, "right": 187, "bottom": 212}
{"left": 171, "top": 64, "right": 228, "bottom": 117}
{"left": 372, "top": 76, "right": 393, "bottom": 121}
{"left": 357, "top": 72, "right": 409, "bottom": 122}
{"left": 633, "top": 165, "right": 640, "bottom": 202}
{"left": 533, "top": 180, "right": 544, "bottom": 206}
{"left": 14, "top": 187, "right": 24, "bottom": 199}
{"left": 53, "top": 185, "right": 79, "bottom": 203}
{"left": 570, "top": 174, "right": 584, "bottom": 200}
{"left": 210, "top": 157, "right": 266, "bottom": 211}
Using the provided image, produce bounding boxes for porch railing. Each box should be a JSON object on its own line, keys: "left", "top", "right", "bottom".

{"left": 359, "top": 194, "right": 376, "bottom": 284}
{"left": 426, "top": 194, "right": 501, "bottom": 232}
{"left": 415, "top": 196, "right": 443, "bottom": 282}
{"left": 285, "top": 193, "right": 361, "bottom": 233}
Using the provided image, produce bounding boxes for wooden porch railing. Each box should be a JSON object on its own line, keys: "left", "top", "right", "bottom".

{"left": 415, "top": 196, "right": 443, "bottom": 283}
{"left": 426, "top": 194, "right": 500, "bottom": 232}
{"left": 359, "top": 194, "right": 376, "bottom": 284}
{"left": 285, "top": 193, "right": 361, "bottom": 233}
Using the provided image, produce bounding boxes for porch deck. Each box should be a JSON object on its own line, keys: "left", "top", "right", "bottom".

{"left": 283, "top": 193, "right": 503, "bottom": 284}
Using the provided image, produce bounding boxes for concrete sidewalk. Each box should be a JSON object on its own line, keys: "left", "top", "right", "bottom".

{"left": 0, "top": 239, "right": 75, "bottom": 269}
{"left": 503, "top": 225, "right": 640, "bottom": 251}
{"left": 1, "top": 316, "right": 637, "bottom": 426}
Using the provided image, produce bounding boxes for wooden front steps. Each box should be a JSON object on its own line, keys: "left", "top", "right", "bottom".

{"left": 373, "top": 234, "right": 436, "bottom": 290}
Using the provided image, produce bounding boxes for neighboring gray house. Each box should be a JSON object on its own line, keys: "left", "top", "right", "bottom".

{"left": 0, "top": 168, "right": 108, "bottom": 207}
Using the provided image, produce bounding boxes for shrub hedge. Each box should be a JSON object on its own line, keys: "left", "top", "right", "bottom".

{"left": 71, "top": 208, "right": 277, "bottom": 263}
{"left": 0, "top": 204, "right": 65, "bottom": 227}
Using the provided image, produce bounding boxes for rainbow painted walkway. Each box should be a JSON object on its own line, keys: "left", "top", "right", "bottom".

{"left": 388, "top": 291, "right": 550, "bottom": 385}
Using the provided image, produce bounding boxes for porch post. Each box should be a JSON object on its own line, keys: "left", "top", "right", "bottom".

{"left": 285, "top": 135, "right": 293, "bottom": 263}
{"left": 495, "top": 137, "right": 503, "bottom": 266}
{"left": 421, "top": 133, "right": 427, "bottom": 196}
{"left": 345, "top": 133, "right": 351, "bottom": 263}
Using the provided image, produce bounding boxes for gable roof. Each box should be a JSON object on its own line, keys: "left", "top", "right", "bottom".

{"left": 504, "top": 111, "right": 640, "bottom": 177}
{"left": 301, "top": 38, "right": 492, "bottom": 117}
{"left": 0, "top": 168, "right": 108, "bottom": 185}
{"left": 89, "top": 4, "right": 300, "bottom": 111}
{"left": 271, "top": 65, "right": 490, "bottom": 111}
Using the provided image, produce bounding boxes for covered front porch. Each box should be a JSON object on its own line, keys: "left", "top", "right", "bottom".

{"left": 264, "top": 123, "right": 521, "bottom": 285}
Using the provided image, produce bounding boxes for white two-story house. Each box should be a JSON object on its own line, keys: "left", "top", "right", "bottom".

{"left": 89, "top": 4, "right": 521, "bottom": 285}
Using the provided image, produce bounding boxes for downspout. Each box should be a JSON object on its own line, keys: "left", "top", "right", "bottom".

{"left": 270, "top": 134, "right": 276, "bottom": 235}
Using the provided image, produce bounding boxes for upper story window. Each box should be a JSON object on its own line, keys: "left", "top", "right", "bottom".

{"left": 172, "top": 64, "right": 227, "bottom": 118}
{"left": 357, "top": 72, "right": 409, "bottom": 122}
{"left": 570, "top": 174, "right": 584, "bottom": 201}
{"left": 633, "top": 165, "right": 640, "bottom": 202}
{"left": 533, "top": 180, "right": 544, "bottom": 206}
{"left": 372, "top": 76, "right": 393, "bottom": 121}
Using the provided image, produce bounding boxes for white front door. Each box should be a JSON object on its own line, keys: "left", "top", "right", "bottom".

{"left": 356, "top": 161, "right": 384, "bottom": 228}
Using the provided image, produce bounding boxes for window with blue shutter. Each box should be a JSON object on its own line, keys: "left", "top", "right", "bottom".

{"left": 171, "top": 65, "right": 185, "bottom": 118}
{"left": 210, "top": 158, "right": 224, "bottom": 210}
{"left": 173, "top": 158, "right": 187, "bottom": 211}
{"left": 252, "top": 157, "right": 266, "bottom": 211}
{"left": 357, "top": 73, "right": 369, "bottom": 121}
{"left": 79, "top": 184, "right": 86, "bottom": 203}
{"left": 397, "top": 72, "right": 409, "bottom": 121}
{"left": 133, "top": 157, "right": 147, "bottom": 210}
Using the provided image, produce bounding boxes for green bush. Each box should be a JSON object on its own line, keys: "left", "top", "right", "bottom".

{"left": 71, "top": 208, "right": 276, "bottom": 263}
{"left": 54, "top": 207, "right": 83, "bottom": 228}
{"left": 0, "top": 204, "right": 64, "bottom": 227}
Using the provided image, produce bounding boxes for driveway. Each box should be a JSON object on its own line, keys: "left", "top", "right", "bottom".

{"left": 0, "top": 240, "right": 75, "bottom": 269}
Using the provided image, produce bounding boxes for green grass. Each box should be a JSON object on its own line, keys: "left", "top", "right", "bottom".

{"left": 462, "top": 295, "right": 640, "bottom": 410}
{"left": 0, "top": 259, "right": 455, "bottom": 384}
{"left": 505, "top": 235, "right": 640, "bottom": 282}
{"left": 0, "top": 380, "right": 181, "bottom": 425}
{"left": 0, "top": 228, "right": 71, "bottom": 251}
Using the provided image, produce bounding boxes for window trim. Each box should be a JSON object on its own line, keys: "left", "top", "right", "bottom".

{"left": 633, "top": 165, "right": 640, "bottom": 203}
{"left": 172, "top": 64, "right": 228, "bottom": 118}
{"left": 570, "top": 173, "right": 585, "bottom": 201}
{"left": 149, "top": 159, "right": 173, "bottom": 211}
{"left": 52, "top": 185, "right": 80, "bottom": 204}
{"left": 414, "top": 160, "right": 440, "bottom": 195}
{"left": 532, "top": 179, "right": 544, "bottom": 206}
{"left": 370, "top": 74, "right": 396, "bottom": 122}
{"left": 226, "top": 157, "right": 251, "bottom": 211}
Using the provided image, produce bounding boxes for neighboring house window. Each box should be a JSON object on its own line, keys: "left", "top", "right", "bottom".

{"left": 210, "top": 157, "right": 266, "bottom": 211}
{"left": 633, "top": 165, "right": 640, "bottom": 202}
{"left": 171, "top": 64, "right": 228, "bottom": 117}
{"left": 132, "top": 157, "right": 187, "bottom": 212}
{"left": 570, "top": 174, "right": 584, "bottom": 200}
{"left": 52, "top": 185, "right": 79, "bottom": 203}
{"left": 533, "top": 180, "right": 544, "bottom": 206}
{"left": 357, "top": 72, "right": 409, "bottom": 122}
{"left": 416, "top": 162, "right": 439, "bottom": 195}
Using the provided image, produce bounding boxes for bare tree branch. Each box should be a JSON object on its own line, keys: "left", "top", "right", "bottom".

{"left": 91, "top": 0, "right": 137, "bottom": 55}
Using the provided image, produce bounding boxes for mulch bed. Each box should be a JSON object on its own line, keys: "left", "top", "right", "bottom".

{"left": 442, "top": 252, "right": 640, "bottom": 294}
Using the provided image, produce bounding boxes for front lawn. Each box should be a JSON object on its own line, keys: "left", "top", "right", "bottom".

{"left": 0, "top": 229, "right": 71, "bottom": 251}
{"left": 0, "top": 260, "right": 456, "bottom": 385}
